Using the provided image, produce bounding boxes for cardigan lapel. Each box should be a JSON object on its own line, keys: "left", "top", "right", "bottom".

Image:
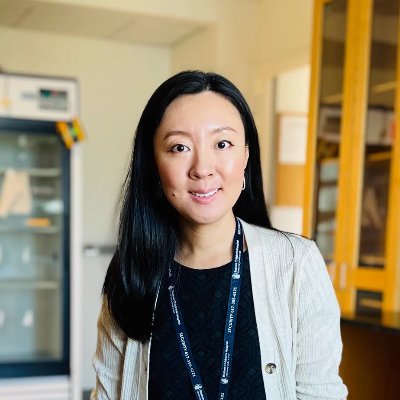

{"left": 239, "top": 218, "right": 279, "bottom": 396}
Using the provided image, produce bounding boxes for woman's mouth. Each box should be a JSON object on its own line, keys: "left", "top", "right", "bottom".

{"left": 190, "top": 188, "right": 220, "bottom": 204}
{"left": 191, "top": 188, "right": 219, "bottom": 198}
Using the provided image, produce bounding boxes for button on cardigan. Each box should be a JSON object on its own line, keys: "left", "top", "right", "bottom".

{"left": 91, "top": 219, "right": 348, "bottom": 399}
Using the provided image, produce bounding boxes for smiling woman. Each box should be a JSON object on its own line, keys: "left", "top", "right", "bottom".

{"left": 90, "top": 71, "right": 348, "bottom": 400}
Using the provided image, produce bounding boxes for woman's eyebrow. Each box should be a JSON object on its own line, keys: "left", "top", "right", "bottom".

{"left": 163, "top": 130, "right": 191, "bottom": 141}
{"left": 163, "top": 126, "right": 238, "bottom": 141}
{"left": 214, "top": 126, "right": 238, "bottom": 134}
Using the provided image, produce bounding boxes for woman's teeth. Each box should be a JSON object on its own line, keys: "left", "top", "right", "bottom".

{"left": 192, "top": 189, "right": 219, "bottom": 198}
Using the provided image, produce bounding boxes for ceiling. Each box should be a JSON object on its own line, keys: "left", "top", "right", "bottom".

{"left": 0, "top": 0, "right": 207, "bottom": 46}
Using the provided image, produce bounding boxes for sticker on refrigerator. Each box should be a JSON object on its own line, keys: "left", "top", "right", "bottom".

{"left": 56, "top": 118, "right": 86, "bottom": 149}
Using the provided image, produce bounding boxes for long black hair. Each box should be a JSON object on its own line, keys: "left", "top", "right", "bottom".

{"left": 103, "top": 70, "right": 273, "bottom": 343}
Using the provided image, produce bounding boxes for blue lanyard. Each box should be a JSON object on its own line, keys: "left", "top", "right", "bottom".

{"left": 167, "top": 218, "right": 244, "bottom": 400}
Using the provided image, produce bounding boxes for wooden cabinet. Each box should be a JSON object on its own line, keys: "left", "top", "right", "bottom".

{"left": 304, "top": 0, "right": 400, "bottom": 316}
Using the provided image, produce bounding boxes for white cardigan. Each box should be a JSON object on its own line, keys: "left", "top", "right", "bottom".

{"left": 91, "top": 219, "right": 348, "bottom": 399}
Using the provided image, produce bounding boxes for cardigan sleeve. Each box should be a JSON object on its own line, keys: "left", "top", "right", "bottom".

{"left": 295, "top": 241, "right": 348, "bottom": 400}
{"left": 90, "top": 296, "right": 127, "bottom": 400}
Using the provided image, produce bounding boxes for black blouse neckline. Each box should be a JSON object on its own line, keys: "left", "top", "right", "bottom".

{"left": 173, "top": 249, "right": 248, "bottom": 272}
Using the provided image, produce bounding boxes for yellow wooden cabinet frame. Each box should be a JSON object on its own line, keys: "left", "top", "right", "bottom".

{"left": 304, "top": 0, "right": 400, "bottom": 313}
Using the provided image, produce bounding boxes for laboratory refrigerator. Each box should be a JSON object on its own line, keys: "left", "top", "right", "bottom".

{"left": 0, "top": 73, "right": 82, "bottom": 399}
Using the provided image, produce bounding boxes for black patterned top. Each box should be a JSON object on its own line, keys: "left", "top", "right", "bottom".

{"left": 148, "top": 250, "right": 267, "bottom": 399}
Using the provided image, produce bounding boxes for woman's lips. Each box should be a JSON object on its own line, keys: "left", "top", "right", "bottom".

{"left": 190, "top": 188, "right": 220, "bottom": 204}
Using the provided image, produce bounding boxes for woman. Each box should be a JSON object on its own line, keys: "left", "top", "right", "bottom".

{"left": 91, "top": 71, "right": 348, "bottom": 400}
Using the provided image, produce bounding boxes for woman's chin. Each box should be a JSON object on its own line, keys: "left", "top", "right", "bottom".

{"left": 179, "top": 209, "right": 234, "bottom": 227}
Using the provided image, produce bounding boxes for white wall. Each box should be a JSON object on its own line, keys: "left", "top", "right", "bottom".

{"left": 276, "top": 65, "right": 311, "bottom": 114}
{"left": 171, "top": 0, "right": 266, "bottom": 98}
{"left": 270, "top": 65, "right": 310, "bottom": 234}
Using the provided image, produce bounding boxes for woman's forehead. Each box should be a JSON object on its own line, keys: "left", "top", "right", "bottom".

{"left": 158, "top": 92, "right": 244, "bottom": 133}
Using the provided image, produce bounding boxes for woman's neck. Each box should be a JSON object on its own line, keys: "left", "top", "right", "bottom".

{"left": 176, "top": 213, "right": 238, "bottom": 269}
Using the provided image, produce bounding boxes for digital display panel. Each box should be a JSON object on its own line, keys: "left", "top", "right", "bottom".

{"left": 39, "top": 89, "right": 68, "bottom": 111}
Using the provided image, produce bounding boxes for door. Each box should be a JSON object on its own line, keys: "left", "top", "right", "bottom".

{"left": 0, "top": 119, "right": 70, "bottom": 377}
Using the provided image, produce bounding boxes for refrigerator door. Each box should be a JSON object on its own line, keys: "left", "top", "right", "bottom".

{"left": 0, "top": 119, "right": 69, "bottom": 377}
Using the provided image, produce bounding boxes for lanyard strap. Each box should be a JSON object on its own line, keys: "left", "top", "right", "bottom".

{"left": 168, "top": 218, "right": 244, "bottom": 400}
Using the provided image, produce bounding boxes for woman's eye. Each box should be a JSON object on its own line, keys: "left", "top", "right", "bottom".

{"left": 171, "top": 144, "right": 190, "bottom": 152}
{"left": 216, "top": 140, "right": 233, "bottom": 149}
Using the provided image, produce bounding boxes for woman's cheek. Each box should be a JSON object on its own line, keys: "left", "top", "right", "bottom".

{"left": 159, "top": 162, "right": 184, "bottom": 192}
{"left": 223, "top": 158, "right": 245, "bottom": 181}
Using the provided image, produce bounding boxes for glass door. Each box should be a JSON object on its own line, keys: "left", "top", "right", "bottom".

{"left": 356, "top": 0, "right": 400, "bottom": 315}
{"left": 312, "top": 0, "right": 348, "bottom": 278}
{"left": 0, "top": 119, "right": 69, "bottom": 377}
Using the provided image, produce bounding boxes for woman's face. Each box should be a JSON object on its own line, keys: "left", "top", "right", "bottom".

{"left": 153, "top": 91, "right": 249, "bottom": 226}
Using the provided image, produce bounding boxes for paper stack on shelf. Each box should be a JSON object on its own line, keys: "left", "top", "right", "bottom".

{"left": 0, "top": 168, "right": 32, "bottom": 218}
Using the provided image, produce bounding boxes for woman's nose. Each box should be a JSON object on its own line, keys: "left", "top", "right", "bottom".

{"left": 189, "top": 149, "right": 214, "bottom": 179}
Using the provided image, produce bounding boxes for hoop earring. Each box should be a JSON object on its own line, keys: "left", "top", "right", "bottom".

{"left": 242, "top": 176, "right": 246, "bottom": 191}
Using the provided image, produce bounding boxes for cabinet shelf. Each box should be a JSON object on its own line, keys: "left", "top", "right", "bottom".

{"left": 318, "top": 133, "right": 341, "bottom": 143}
{"left": 320, "top": 157, "right": 339, "bottom": 164}
{"left": 371, "top": 81, "right": 397, "bottom": 94}
{"left": 321, "top": 93, "right": 343, "bottom": 104}
{"left": 316, "top": 229, "right": 336, "bottom": 236}
{"left": 0, "top": 167, "right": 61, "bottom": 177}
{"left": 319, "top": 134, "right": 394, "bottom": 147}
{"left": 318, "top": 180, "right": 337, "bottom": 187}
{"left": 359, "top": 255, "right": 385, "bottom": 267}
{"left": 0, "top": 226, "right": 60, "bottom": 234}
{"left": 0, "top": 279, "right": 60, "bottom": 290}
{"left": 316, "top": 210, "right": 336, "bottom": 223}
{"left": 366, "top": 151, "right": 391, "bottom": 162}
